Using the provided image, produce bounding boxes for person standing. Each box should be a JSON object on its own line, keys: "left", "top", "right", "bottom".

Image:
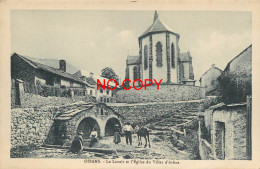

{"left": 113, "top": 124, "right": 121, "bottom": 144}
{"left": 89, "top": 127, "right": 98, "bottom": 147}
{"left": 123, "top": 122, "right": 134, "bottom": 145}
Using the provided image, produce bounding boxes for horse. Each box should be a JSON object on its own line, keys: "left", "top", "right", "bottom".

{"left": 135, "top": 126, "right": 151, "bottom": 148}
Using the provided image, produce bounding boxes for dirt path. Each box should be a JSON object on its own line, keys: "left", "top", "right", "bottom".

{"left": 26, "top": 134, "right": 189, "bottom": 159}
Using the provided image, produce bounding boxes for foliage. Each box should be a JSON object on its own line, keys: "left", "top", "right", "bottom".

{"left": 217, "top": 72, "right": 251, "bottom": 104}
{"left": 23, "top": 81, "right": 88, "bottom": 97}
{"left": 10, "top": 144, "right": 38, "bottom": 158}
{"left": 101, "top": 67, "right": 119, "bottom": 83}
{"left": 200, "top": 96, "right": 221, "bottom": 111}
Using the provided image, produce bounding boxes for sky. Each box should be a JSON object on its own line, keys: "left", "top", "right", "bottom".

{"left": 11, "top": 10, "right": 251, "bottom": 85}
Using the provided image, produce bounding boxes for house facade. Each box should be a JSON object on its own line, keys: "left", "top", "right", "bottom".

{"left": 74, "top": 70, "right": 117, "bottom": 103}
{"left": 11, "top": 53, "right": 92, "bottom": 90}
{"left": 125, "top": 11, "right": 195, "bottom": 86}
{"left": 217, "top": 45, "right": 252, "bottom": 103}
{"left": 199, "top": 64, "right": 223, "bottom": 95}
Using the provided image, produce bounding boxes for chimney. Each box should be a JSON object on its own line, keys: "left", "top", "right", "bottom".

{"left": 59, "top": 60, "right": 66, "bottom": 72}
{"left": 81, "top": 76, "right": 86, "bottom": 81}
{"left": 211, "top": 64, "right": 215, "bottom": 69}
{"left": 89, "top": 72, "right": 94, "bottom": 77}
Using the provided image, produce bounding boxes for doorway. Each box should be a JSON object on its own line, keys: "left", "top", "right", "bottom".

{"left": 215, "top": 121, "right": 225, "bottom": 159}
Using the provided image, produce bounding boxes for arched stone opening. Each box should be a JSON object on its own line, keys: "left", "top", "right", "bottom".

{"left": 77, "top": 117, "right": 100, "bottom": 139}
{"left": 105, "top": 118, "right": 121, "bottom": 136}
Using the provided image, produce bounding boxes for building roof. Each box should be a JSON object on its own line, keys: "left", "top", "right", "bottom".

{"left": 200, "top": 65, "right": 223, "bottom": 81}
{"left": 139, "top": 11, "right": 179, "bottom": 39}
{"left": 179, "top": 52, "right": 190, "bottom": 62}
{"left": 223, "top": 44, "right": 252, "bottom": 73}
{"left": 13, "top": 53, "right": 90, "bottom": 86}
{"left": 127, "top": 55, "right": 140, "bottom": 65}
{"left": 86, "top": 77, "right": 96, "bottom": 85}
{"left": 55, "top": 102, "right": 125, "bottom": 120}
{"left": 74, "top": 70, "right": 118, "bottom": 88}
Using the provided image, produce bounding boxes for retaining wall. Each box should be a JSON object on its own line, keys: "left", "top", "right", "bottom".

{"left": 114, "top": 84, "right": 205, "bottom": 103}
{"left": 109, "top": 99, "right": 204, "bottom": 124}
{"left": 11, "top": 107, "right": 60, "bottom": 148}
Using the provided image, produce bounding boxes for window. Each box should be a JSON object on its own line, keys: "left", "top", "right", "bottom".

{"left": 90, "top": 90, "right": 93, "bottom": 96}
{"left": 101, "top": 108, "right": 104, "bottom": 115}
{"left": 100, "top": 89, "right": 103, "bottom": 93}
{"left": 133, "top": 66, "right": 139, "bottom": 80}
{"left": 144, "top": 45, "right": 148, "bottom": 70}
{"left": 156, "top": 42, "right": 163, "bottom": 67}
{"left": 100, "top": 97, "right": 103, "bottom": 102}
{"left": 171, "top": 43, "right": 175, "bottom": 68}
{"left": 107, "top": 90, "right": 109, "bottom": 95}
{"left": 107, "top": 98, "right": 109, "bottom": 103}
{"left": 104, "top": 98, "right": 106, "bottom": 103}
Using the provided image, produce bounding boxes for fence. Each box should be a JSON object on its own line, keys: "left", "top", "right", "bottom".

{"left": 11, "top": 79, "right": 96, "bottom": 108}
{"left": 23, "top": 80, "right": 87, "bottom": 97}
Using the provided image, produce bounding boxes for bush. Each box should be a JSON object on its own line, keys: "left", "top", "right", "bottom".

{"left": 218, "top": 72, "right": 251, "bottom": 104}
{"left": 10, "top": 144, "right": 38, "bottom": 158}
{"left": 200, "top": 96, "right": 221, "bottom": 111}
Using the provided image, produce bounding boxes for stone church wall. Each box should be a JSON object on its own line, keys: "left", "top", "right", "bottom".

{"left": 114, "top": 84, "right": 205, "bottom": 103}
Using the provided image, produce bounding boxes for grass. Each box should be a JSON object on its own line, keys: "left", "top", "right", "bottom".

{"left": 10, "top": 144, "right": 39, "bottom": 158}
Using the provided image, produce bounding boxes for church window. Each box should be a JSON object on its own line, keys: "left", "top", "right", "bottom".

{"left": 144, "top": 45, "right": 148, "bottom": 70}
{"left": 133, "top": 66, "right": 139, "bottom": 80}
{"left": 156, "top": 42, "right": 163, "bottom": 67}
{"left": 171, "top": 43, "right": 175, "bottom": 68}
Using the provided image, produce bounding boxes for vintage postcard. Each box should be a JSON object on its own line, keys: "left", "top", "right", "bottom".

{"left": 0, "top": 1, "right": 260, "bottom": 169}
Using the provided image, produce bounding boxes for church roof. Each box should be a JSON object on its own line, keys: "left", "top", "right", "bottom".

{"left": 139, "top": 11, "right": 179, "bottom": 39}
{"left": 179, "top": 52, "right": 190, "bottom": 62}
{"left": 127, "top": 55, "right": 140, "bottom": 65}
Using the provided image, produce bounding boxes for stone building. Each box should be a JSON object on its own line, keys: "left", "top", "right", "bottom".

{"left": 74, "top": 70, "right": 117, "bottom": 103}
{"left": 203, "top": 98, "right": 252, "bottom": 160}
{"left": 54, "top": 103, "right": 123, "bottom": 145}
{"left": 199, "top": 64, "right": 223, "bottom": 95}
{"left": 221, "top": 45, "right": 252, "bottom": 79}
{"left": 125, "top": 11, "right": 195, "bottom": 86}
{"left": 217, "top": 45, "right": 252, "bottom": 103}
{"left": 11, "top": 53, "right": 91, "bottom": 88}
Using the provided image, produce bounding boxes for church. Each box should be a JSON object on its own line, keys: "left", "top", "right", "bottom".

{"left": 125, "top": 11, "right": 195, "bottom": 86}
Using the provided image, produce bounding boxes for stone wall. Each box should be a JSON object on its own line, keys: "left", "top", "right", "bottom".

{"left": 19, "top": 93, "right": 95, "bottom": 108}
{"left": 206, "top": 103, "right": 250, "bottom": 160}
{"left": 109, "top": 99, "right": 204, "bottom": 124}
{"left": 11, "top": 103, "right": 123, "bottom": 148}
{"left": 11, "top": 107, "right": 60, "bottom": 148}
{"left": 113, "top": 84, "right": 205, "bottom": 103}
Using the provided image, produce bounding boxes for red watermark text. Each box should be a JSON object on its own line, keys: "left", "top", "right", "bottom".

{"left": 97, "top": 79, "right": 163, "bottom": 90}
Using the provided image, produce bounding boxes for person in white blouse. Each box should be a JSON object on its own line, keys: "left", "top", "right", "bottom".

{"left": 89, "top": 127, "right": 98, "bottom": 147}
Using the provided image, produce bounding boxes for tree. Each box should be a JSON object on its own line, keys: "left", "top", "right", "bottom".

{"left": 101, "top": 67, "right": 119, "bottom": 83}
{"left": 217, "top": 72, "right": 251, "bottom": 104}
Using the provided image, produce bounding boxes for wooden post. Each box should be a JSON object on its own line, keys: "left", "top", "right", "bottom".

{"left": 246, "top": 95, "right": 252, "bottom": 160}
